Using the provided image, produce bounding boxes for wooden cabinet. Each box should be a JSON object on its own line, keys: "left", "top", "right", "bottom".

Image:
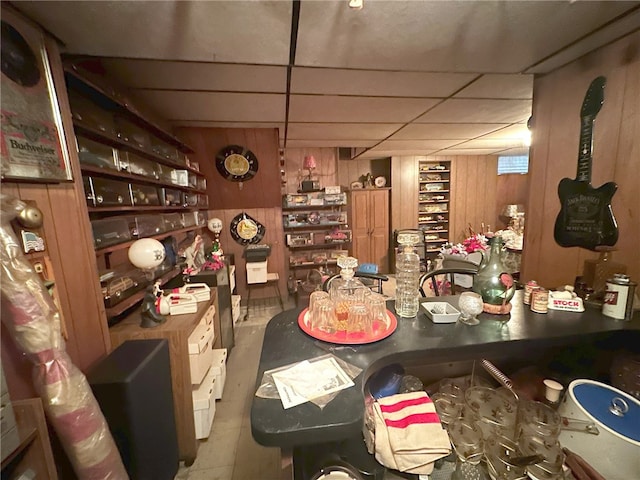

{"left": 283, "top": 192, "right": 351, "bottom": 281}
{"left": 1, "top": 398, "right": 57, "bottom": 480}
{"left": 348, "top": 188, "right": 390, "bottom": 272}
{"left": 108, "top": 293, "right": 219, "bottom": 464}
{"left": 62, "top": 60, "right": 210, "bottom": 322}
{"left": 418, "top": 160, "right": 451, "bottom": 258}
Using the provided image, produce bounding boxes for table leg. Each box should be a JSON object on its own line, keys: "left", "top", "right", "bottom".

{"left": 281, "top": 448, "right": 294, "bottom": 480}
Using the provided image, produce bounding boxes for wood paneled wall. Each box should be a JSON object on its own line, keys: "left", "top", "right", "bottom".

{"left": 390, "top": 154, "right": 523, "bottom": 244}
{"left": 522, "top": 31, "right": 640, "bottom": 287}
{"left": 282, "top": 148, "right": 338, "bottom": 193}
{"left": 1, "top": 7, "right": 109, "bottom": 399}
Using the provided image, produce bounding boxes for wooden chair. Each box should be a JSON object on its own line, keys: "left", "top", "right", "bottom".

{"left": 322, "top": 272, "right": 389, "bottom": 294}
{"left": 419, "top": 267, "right": 479, "bottom": 297}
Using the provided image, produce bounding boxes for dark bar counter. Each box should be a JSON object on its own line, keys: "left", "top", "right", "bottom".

{"left": 251, "top": 291, "right": 640, "bottom": 447}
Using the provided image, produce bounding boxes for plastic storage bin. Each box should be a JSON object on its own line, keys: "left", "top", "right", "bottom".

{"left": 133, "top": 214, "right": 165, "bottom": 237}
{"left": 76, "top": 136, "right": 119, "bottom": 170}
{"left": 130, "top": 183, "right": 161, "bottom": 206}
{"left": 246, "top": 260, "right": 268, "bottom": 284}
{"left": 91, "top": 217, "right": 131, "bottom": 248}
{"left": 85, "top": 176, "right": 133, "bottom": 207}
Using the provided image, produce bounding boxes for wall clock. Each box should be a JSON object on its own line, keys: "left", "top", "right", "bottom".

{"left": 215, "top": 145, "right": 259, "bottom": 187}
{"left": 230, "top": 212, "right": 265, "bottom": 245}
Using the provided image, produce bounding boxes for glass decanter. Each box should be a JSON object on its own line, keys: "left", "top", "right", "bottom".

{"left": 472, "top": 236, "right": 516, "bottom": 315}
{"left": 329, "top": 256, "right": 368, "bottom": 330}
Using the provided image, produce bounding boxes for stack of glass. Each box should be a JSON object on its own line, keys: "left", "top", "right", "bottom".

{"left": 305, "top": 256, "right": 390, "bottom": 341}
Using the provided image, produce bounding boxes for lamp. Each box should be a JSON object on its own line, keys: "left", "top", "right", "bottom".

{"left": 207, "top": 217, "right": 224, "bottom": 256}
{"left": 128, "top": 238, "right": 167, "bottom": 328}
{"left": 303, "top": 155, "right": 317, "bottom": 180}
{"left": 500, "top": 204, "right": 525, "bottom": 235}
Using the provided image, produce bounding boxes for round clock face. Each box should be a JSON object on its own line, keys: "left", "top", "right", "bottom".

{"left": 216, "top": 145, "right": 258, "bottom": 182}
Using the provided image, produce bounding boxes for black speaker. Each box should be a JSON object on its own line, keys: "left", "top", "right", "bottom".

{"left": 87, "top": 339, "right": 179, "bottom": 480}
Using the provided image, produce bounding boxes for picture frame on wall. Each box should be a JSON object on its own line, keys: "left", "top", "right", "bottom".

{"left": 0, "top": 9, "right": 72, "bottom": 183}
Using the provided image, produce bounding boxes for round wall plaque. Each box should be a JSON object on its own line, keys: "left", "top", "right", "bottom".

{"left": 230, "top": 212, "right": 265, "bottom": 245}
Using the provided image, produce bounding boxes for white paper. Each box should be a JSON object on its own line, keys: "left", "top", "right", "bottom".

{"left": 272, "top": 357, "right": 354, "bottom": 409}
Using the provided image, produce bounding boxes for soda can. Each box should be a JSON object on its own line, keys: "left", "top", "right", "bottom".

{"left": 531, "top": 288, "right": 549, "bottom": 314}
{"left": 524, "top": 280, "right": 538, "bottom": 305}
{"left": 603, "top": 274, "right": 637, "bottom": 321}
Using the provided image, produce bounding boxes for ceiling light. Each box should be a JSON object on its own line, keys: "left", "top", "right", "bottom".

{"left": 349, "top": 0, "right": 363, "bottom": 10}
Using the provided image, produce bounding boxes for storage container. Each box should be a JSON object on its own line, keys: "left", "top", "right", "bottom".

{"left": 85, "top": 177, "right": 133, "bottom": 207}
{"left": 171, "top": 169, "right": 189, "bottom": 187}
{"left": 119, "top": 152, "right": 158, "bottom": 179}
{"left": 155, "top": 164, "right": 175, "bottom": 184}
{"left": 211, "top": 348, "right": 228, "bottom": 400}
{"left": 68, "top": 90, "right": 117, "bottom": 137}
{"left": 161, "top": 188, "right": 183, "bottom": 207}
{"left": 100, "top": 268, "right": 148, "bottom": 308}
{"left": 197, "top": 194, "right": 209, "bottom": 208}
{"left": 188, "top": 322, "right": 215, "bottom": 385}
{"left": 162, "top": 213, "right": 183, "bottom": 231}
{"left": 195, "top": 211, "right": 208, "bottom": 226}
{"left": 181, "top": 212, "right": 197, "bottom": 228}
{"left": 183, "top": 192, "right": 198, "bottom": 207}
{"left": 246, "top": 260, "right": 268, "bottom": 284}
{"left": 199, "top": 304, "right": 216, "bottom": 327}
{"left": 76, "top": 136, "right": 119, "bottom": 170}
{"left": 132, "top": 214, "right": 165, "bottom": 237}
{"left": 115, "top": 116, "right": 150, "bottom": 151}
{"left": 191, "top": 367, "right": 216, "bottom": 439}
{"left": 130, "top": 183, "right": 161, "bottom": 206}
{"left": 151, "top": 139, "right": 179, "bottom": 162}
{"left": 91, "top": 217, "right": 131, "bottom": 248}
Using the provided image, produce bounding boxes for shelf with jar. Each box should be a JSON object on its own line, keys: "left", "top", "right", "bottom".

{"left": 418, "top": 160, "right": 451, "bottom": 258}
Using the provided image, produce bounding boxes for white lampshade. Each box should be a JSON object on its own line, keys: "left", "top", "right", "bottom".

{"left": 128, "top": 238, "right": 165, "bottom": 270}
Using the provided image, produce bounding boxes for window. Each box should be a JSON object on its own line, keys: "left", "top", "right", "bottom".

{"left": 498, "top": 155, "right": 529, "bottom": 175}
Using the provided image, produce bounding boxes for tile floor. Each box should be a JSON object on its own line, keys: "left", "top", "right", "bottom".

{"left": 175, "top": 296, "right": 296, "bottom": 480}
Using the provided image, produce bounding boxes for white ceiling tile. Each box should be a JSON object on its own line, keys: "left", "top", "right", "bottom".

{"left": 295, "top": 1, "right": 635, "bottom": 72}
{"left": 19, "top": 1, "right": 292, "bottom": 63}
{"left": 434, "top": 149, "right": 504, "bottom": 156}
{"left": 359, "top": 149, "right": 439, "bottom": 158}
{"left": 455, "top": 138, "right": 527, "bottom": 149}
{"left": 478, "top": 124, "right": 530, "bottom": 139}
{"left": 291, "top": 68, "right": 476, "bottom": 97}
{"left": 132, "top": 91, "right": 286, "bottom": 122}
{"left": 497, "top": 147, "right": 531, "bottom": 156}
{"left": 286, "top": 123, "right": 402, "bottom": 140}
{"left": 374, "top": 140, "right": 462, "bottom": 150}
{"left": 172, "top": 121, "right": 284, "bottom": 130}
{"left": 416, "top": 99, "right": 531, "bottom": 123}
{"left": 289, "top": 95, "right": 439, "bottom": 123}
{"left": 102, "top": 60, "right": 287, "bottom": 92}
{"left": 455, "top": 74, "right": 533, "bottom": 99}
{"left": 389, "top": 123, "right": 507, "bottom": 140}
{"left": 284, "top": 139, "right": 376, "bottom": 148}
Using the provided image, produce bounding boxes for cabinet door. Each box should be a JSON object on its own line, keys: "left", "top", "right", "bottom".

{"left": 369, "top": 190, "right": 390, "bottom": 271}
{"left": 350, "top": 191, "right": 371, "bottom": 263}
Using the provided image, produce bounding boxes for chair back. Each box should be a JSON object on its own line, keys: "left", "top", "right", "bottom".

{"left": 419, "top": 267, "right": 478, "bottom": 296}
{"left": 322, "top": 272, "right": 389, "bottom": 293}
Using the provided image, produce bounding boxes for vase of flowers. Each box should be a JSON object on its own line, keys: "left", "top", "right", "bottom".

{"left": 472, "top": 235, "right": 516, "bottom": 314}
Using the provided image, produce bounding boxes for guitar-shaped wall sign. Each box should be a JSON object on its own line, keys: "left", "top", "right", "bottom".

{"left": 554, "top": 76, "right": 618, "bottom": 251}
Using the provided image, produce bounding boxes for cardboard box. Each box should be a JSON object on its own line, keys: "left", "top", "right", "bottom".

{"left": 188, "top": 323, "right": 215, "bottom": 384}
{"left": 192, "top": 368, "right": 216, "bottom": 439}
{"left": 246, "top": 260, "right": 268, "bottom": 284}
{"left": 211, "top": 348, "right": 228, "bottom": 400}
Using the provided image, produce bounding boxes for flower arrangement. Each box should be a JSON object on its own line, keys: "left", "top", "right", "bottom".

{"left": 202, "top": 252, "right": 225, "bottom": 272}
{"left": 440, "top": 233, "right": 488, "bottom": 256}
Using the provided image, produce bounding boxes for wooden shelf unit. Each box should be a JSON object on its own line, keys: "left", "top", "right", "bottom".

{"left": 282, "top": 192, "right": 351, "bottom": 281}
{"left": 63, "top": 62, "right": 210, "bottom": 326}
{"left": 418, "top": 161, "right": 451, "bottom": 257}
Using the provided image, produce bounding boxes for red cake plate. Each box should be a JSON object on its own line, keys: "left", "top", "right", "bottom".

{"left": 297, "top": 308, "right": 397, "bottom": 345}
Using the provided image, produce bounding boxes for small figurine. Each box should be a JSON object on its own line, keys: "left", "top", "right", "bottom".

{"left": 140, "top": 280, "right": 166, "bottom": 328}
{"left": 184, "top": 234, "right": 206, "bottom": 272}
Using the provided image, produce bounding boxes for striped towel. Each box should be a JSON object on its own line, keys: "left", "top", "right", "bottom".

{"left": 372, "top": 391, "right": 451, "bottom": 474}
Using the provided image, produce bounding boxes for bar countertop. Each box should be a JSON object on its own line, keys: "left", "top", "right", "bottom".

{"left": 251, "top": 291, "right": 640, "bottom": 447}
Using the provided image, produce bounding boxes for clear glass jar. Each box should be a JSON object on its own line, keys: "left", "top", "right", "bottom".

{"left": 395, "top": 231, "right": 421, "bottom": 318}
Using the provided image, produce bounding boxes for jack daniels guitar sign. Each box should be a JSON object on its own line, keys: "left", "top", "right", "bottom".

{"left": 553, "top": 76, "right": 618, "bottom": 251}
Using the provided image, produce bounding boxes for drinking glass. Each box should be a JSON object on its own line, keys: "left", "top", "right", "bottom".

{"left": 449, "top": 419, "right": 487, "bottom": 480}
{"left": 458, "top": 292, "right": 484, "bottom": 325}
{"left": 312, "top": 298, "right": 337, "bottom": 333}
{"left": 309, "top": 290, "right": 330, "bottom": 317}
{"left": 484, "top": 435, "right": 526, "bottom": 480}
{"left": 432, "top": 392, "right": 464, "bottom": 427}
{"left": 347, "top": 302, "right": 372, "bottom": 339}
{"left": 367, "top": 292, "right": 389, "bottom": 333}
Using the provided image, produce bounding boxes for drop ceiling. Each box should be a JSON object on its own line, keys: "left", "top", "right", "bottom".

{"left": 15, "top": 0, "right": 640, "bottom": 159}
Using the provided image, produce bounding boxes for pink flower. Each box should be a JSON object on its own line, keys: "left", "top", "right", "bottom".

{"left": 500, "top": 273, "right": 514, "bottom": 289}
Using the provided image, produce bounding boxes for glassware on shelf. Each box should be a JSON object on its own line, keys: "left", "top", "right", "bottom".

{"left": 329, "top": 256, "right": 369, "bottom": 335}
{"left": 458, "top": 292, "right": 484, "bottom": 325}
{"left": 395, "top": 231, "right": 422, "bottom": 318}
{"left": 472, "top": 236, "right": 516, "bottom": 315}
{"left": 449, "top": 419, "right": 487, "bottom": 480}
